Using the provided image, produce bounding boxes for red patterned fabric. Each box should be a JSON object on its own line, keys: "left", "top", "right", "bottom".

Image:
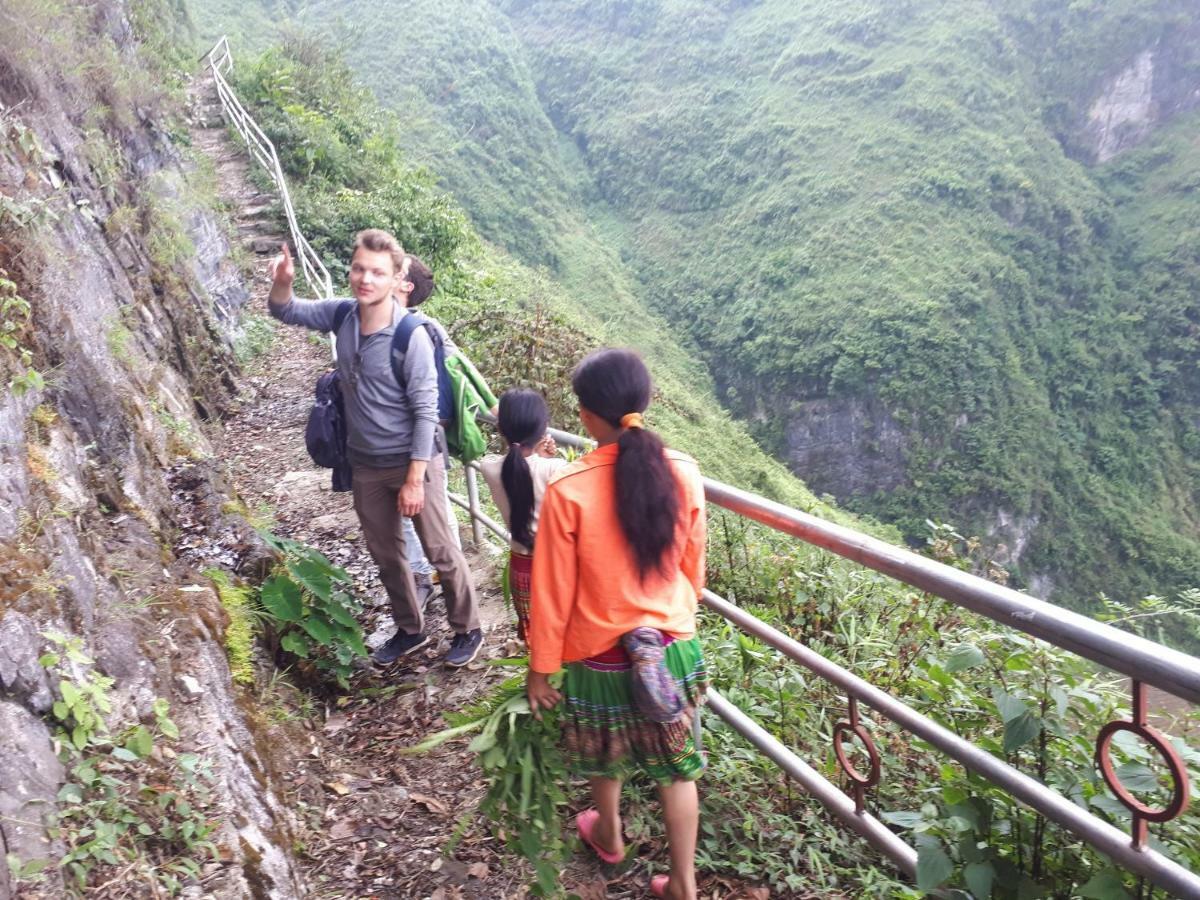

{"left": 510, "top": 550, "right": 533, "bottom": 642}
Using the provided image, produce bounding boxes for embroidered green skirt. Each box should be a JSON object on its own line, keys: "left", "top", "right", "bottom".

{"left": 561, "top": 636, "right": 708, "bottom": 785}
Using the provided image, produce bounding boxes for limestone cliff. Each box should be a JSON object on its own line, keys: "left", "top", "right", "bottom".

{"left": 1084, "top": 20, "right": 1200, "bottom": 163}
{"left": 0, "top": 1, "right": 301, "bottom": 895}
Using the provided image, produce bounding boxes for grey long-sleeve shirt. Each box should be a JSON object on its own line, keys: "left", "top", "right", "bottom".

{"left": 270, "top": 296, "right": 438, "bottom": 463}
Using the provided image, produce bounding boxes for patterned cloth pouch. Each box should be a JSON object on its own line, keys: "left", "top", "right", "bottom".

{"left": 620, "top": 627, "right": 685, "bottom": 724}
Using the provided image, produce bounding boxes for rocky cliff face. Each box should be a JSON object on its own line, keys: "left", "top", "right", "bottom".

{"left": 0, "top": 2, "right": 302, "bottom": 896}
{"left": 1084, "top": 21, "right": 1200, "bottom": 163}
{"left": 778, "top": 395, "right": 908, "bottom": 500}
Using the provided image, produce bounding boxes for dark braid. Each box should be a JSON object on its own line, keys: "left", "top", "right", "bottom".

{"left": 497, "top": 389, "right": 550, "bottom": 548}
{"left": 572, "top": 348, "right": 679, "bottom": 580}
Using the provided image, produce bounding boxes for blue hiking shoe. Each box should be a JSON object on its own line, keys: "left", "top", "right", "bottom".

{"left": 372, "top": 630, "right": 430, "bottom": 665}
{"left": 445, "top": 629, "right": 483, "bottom": 668}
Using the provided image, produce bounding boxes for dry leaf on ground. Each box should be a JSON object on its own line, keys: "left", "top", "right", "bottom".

{"left": 411, "top": 792, "right": 450, "bottom": 815}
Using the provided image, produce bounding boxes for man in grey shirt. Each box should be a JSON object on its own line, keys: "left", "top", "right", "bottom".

{"left": 267, "top": 229, "right": 482, "bottom": 667}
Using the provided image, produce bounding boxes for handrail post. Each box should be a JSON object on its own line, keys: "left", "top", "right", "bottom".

{"left": 464, "top": 465, "right": 484, "bottom": 547}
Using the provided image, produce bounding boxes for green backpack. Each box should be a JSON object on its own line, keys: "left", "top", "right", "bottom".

{"left": 442, "top": 351, "right": 497, "bottom": 464}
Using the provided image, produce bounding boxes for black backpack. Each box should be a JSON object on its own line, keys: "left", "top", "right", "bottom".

{"left": 304, "top": 369, "right": 352, "bottom": 491}
{"left": 303, "top": 302, "right": 449, "bottom": 490}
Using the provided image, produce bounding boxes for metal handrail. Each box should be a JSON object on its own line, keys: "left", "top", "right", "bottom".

{"left": 202, "top": 37, "right": 333, "bottom": 303}
{"left": 703, "top": 479, "right": 1200, "bottom": 706}
{"left": 466, "top": 414, "right": 1199, "bottom": 896}
{"left": 482, "top": 415, "right": 1200, "bottom": 706}
{"left": 702, "top": 590, "right": 1198, "bottom": 896}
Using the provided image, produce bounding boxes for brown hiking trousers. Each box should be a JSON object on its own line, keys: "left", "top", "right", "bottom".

{"left": 352, "top": 450, "right": 480, "bottom": 635}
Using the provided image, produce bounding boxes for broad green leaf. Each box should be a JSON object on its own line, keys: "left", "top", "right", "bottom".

{"left": 946, "top": 815, "right": 974, "bottom": 833}
{"left": 60, "top": 681, "right": 80, "bottom": 706}
{"left": 342, "top": 628, "right": 368, "bottom": 658}
{"left": 322, "top": 600, "right": 359, "bottom": 628}
{"left": 916, "top": 838, "right": 953, "bottom": 891}
{"left": 958, "top": 834, "right": 985, "bottom": 864}
{"left": 945, "top": 644, "right": 986, "bottom": 673}
{"left": 1003, "top": 710, "right": 1041, "bottom": 754}
{"left": 1113, "top": 762, "right": 1159, "bottom": 793}
{"left": 946, "top": 801, "right": 981, "bottom": 830}
{"left": 57, "top": 783, "right": 84, "bottom": 803}
{"left": 991, "top": 686, "right": 1028, "bottom": 723}
{"left": 883, "top": 811, "right": 926, "bottom": 830}
{"left": 71, "top": 726, "right": 88, "bottom": 750}
{"left": 126, "top": 725, "right": 154, "bottom": 759}
{"left": 158, "top": 717, "right": 180, "bottom": 741}
{"left": 300, "top": 615, "right": 334, "bottom": 644}
{"left": 18, "top": 857, "right": 51, "bottom": 878}
{"left": 942, "top": 784, "right": 968, "bottom": 805}
{"left": 280, "top": 631, "right": 311, "bottom": 658}
{"left": 260, "top": 576, "right": 303, "bottom": 622}
{"left": 111, "top": 747, "right": 139, "bottom": 762}
{"left": 1089, "top": 793, "right": 1128, "bottom": 817}
{"left": 966, "top": 796, "right": 992, "bottom": 831}
{"left": 287, "top": 559, "right": 333, "bottom": 601}
{"left": 964, "top": 861, "right": 995, "bottom": 899}
{"left": 1050, "top": 685, "right": 1070, "bottom": 720}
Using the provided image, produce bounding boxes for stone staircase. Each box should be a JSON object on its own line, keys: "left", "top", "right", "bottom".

{"left": 186, "top": 78, "right": 288, "bottom": 260}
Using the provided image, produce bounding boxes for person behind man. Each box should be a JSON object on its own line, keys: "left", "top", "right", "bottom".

{"left": 394, "top": 254, "right": 455, "bottom": 613}
{"left": 267, "top": 231, "right": 483, "bottom": 667}
{"left": 393, "top": 253, "right": 480, "bottom": 609}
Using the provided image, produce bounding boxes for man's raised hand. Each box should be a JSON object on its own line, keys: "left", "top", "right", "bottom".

{"left": 267, "top": 243, "right": 295, "bottom": 307}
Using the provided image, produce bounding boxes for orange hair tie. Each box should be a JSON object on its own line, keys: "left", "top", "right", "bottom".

{"left": 620, "top": 412, "right": 645, "bottom": 430}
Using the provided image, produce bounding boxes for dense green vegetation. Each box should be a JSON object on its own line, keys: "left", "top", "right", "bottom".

{"left": 187, "top": 0, "right": 1200, "bottom": 625}
{"left": 502, "top": 0, "right": 1200, "bottom": 616}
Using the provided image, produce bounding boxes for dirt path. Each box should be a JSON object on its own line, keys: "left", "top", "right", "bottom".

{"left": 185, "top": 76, "right": 773, "bottom": 900}
{"left": 218, "top": 315, "right": 528, "bottom": 899}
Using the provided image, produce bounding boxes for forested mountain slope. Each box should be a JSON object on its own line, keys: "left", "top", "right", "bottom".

{"left": 186, "top": 0, "right": 1200, "bottom": 616}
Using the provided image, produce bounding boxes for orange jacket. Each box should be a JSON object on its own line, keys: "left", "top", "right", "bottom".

{"left": 528, "top": 442, "right": 706, "bottom": 673}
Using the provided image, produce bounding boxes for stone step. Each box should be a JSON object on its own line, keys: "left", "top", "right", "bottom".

{"left": 237, "top": 220, "right": 281, "bottom": 235}
{"left": 244, "top": 236, "right": 288, "bottom": 254}
{"left": 241, "top": 202, "right": 277, "bottom": 218}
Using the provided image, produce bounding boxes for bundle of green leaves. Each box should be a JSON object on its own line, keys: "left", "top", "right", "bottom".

{"left": 408, "top": 668, "right": 572, "bottom": 897}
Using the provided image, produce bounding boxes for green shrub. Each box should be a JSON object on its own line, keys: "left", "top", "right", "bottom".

{"left": 23, "top": 633, "right": 218, "bottom": 895}
{"left": 256, "top": 529, "right": 368, "bottom": 687}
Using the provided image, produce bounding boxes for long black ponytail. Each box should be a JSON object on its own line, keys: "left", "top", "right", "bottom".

{"left": 497, "top": 388, "right": 550, "bottom": 549}
{"left": 572, "top": 348, "right": 679, "bottom": 580}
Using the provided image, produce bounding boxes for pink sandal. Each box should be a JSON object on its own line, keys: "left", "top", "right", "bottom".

{"left": 650, "top": 875, "right": 669, "bottom": 898}
{"left": 576, "top": 809, "right": 624, "bottom": 864}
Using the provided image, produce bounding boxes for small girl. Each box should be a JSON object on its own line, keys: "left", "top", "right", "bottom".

{"left": 527, "top": 348, "right": 707, "bottom": 900}
{"left": 480, "top": 388, "right": 566, "bottom": 641}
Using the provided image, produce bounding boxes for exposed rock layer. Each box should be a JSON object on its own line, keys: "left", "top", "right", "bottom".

{"left": 0, "top": 3, "right": 302, "bottom": 896}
